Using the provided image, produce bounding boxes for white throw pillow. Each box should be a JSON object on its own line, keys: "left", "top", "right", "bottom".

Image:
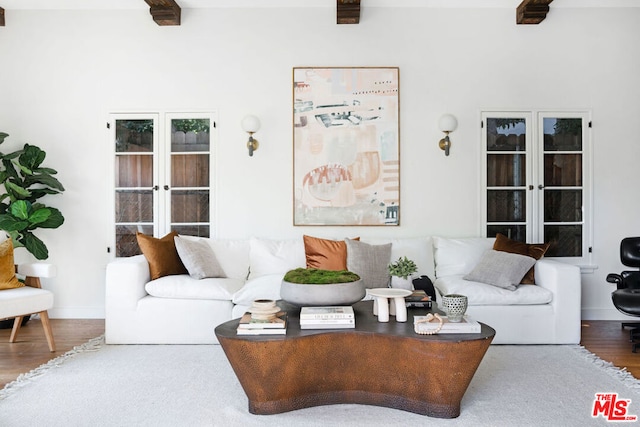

{"left": 248, "top": 238, "right": 306, "bottom": 279}
{"left": 174, "top": 236, "right": 226, "bottom": 280}
{"left": 434, "top": 237, "right": 494, "bottom": 278}
{"left": 463, "top": 249, "right": 537, "bottom": 291}
{"left": 232, "top": 273, "right": 284, "bottom": 306}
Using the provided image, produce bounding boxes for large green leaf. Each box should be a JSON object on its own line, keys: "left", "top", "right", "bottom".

{"left": 37, "top": 207, "right": 64, "bottom": 229}
{"left": 0, "top": 133, "right": 8, "bottom": 144}
{"left": 10, "top": 200, "right": 30, "bottom": 220}
{"left": 23, "top": 173, "right": 65, "bottom": 191}
{"left": 22, "top": 232, "right": 48, "bottom": 260}
{"left": 5, "top": 181, "right": 31, "bottom": 198}
{"left": 0, "top": 214, "right": 29, "bottom": 231}
{"left": 29, "top": 207, "right": 51, "bottom": 224}
{"left": 19, "top": 144, "right": 46, "bottom": 171}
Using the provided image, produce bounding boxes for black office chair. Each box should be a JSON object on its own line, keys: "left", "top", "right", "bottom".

{"left": 607, "top": 237, "right": 640, "bottom": 352}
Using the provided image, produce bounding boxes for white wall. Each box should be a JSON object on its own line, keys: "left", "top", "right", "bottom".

{"left": 0, "top": 5, "right": 638, "bottom": 319}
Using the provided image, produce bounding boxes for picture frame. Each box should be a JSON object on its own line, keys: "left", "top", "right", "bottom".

{"left": 293, "top": 67, "right": 400, "bottom": 226}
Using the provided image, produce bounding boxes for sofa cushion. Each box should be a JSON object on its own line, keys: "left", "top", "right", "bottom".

{"left": 0, "top": 239, "right": 23, "bottom": 290}
{"left": 493, "top": 233, "right": 550, "bottom": 284}
{"left": 248, "top": 238, "right": 305, "bottom": 280}
{"left": 434, "top": 236, "right": 494, "bottom": 278}
{"left": 232, "top": 273, "right": 283, "bottom": 306}
{"left": 463, "top": 249, "right": 537, "bottom": 291}
{"left": 435, "top": 275, "right": 553, "bottom": 305}
{"left": 145, "top": 275, "right": 244, "bottom": 300}
{"left": 361, "top": 237, "right": 435, "bottom": 280}
{"left": 345, "top": 239, "right": 392, "bottom": 288}
{"left": 206, "top": 239, "right": 250, "bottom": 281}
{"left": 303, "top": 235, "right": 356, "bottom": 271}
{"left": 137, "top": 231, "right": 187, "bottom": 280}
{"left": 174, "top": 236, "right": 226, "bottom": 280}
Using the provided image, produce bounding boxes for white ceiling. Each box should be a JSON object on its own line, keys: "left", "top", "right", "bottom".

{"left": 1, "top": 0, "right": 638, "bottom": 11}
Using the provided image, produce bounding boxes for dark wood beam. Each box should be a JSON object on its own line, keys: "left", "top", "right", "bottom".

{"left": 337, "top": 0, "right": 360, "bottom": 25}
{"left": 0, "top": 7, "right": 5, "bottom": 27}
{"left": 517, "top": 0, "right": 553, "bottom": 25}
{"left": 144, "top": 0, "right": 181, "bottom": 26}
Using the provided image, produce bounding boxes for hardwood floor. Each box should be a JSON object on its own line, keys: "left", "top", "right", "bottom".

{"left": 1, "top": 318, "right": 639, "bottom": 390}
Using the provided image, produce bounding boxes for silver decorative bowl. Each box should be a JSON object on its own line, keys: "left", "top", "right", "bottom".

{"left": 280, "top": 279, "right": 366, "bottom": 306}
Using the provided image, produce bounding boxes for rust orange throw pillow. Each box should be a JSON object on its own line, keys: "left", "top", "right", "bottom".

{"left": 303, "top": 235, "right": 359, "bottom": 271}
{"left": 137, "top": 231, "right": 187, "bottom": 280}
{"left": 493, "top": 233, "right": 550, "bottom": 284}
{"left": 0, "top": 239, "right": 23, "bottom": 290}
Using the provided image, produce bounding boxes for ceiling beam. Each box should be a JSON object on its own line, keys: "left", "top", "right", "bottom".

{"left": 517, "top": 0, "right": 553, "bottom": 25}
{"left": 337, "top": 0, "right": 360, "bottom": 25}
{"left": 0, "top": 7, "right": 5, "bottom": 27}
{"left": 144, "top": 0, "right": 181, "bottom": 26}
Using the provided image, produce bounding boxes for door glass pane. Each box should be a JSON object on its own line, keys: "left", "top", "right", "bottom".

{"left": 544, "top": 190, "right": 582, "bottom": 222}
{"left": 115, "top": 224, "right": 152, "bottom": 257}
{"left": 115, "top": 190, "right": 154, "bottom": 222}
{"left": 487, "top": 225, "right": 527, "bottom": 242}
{"left": 544, "top": 154, "right": 582, "bottom": 187}
{"left": 115, "top": 155, "right": 153, "bottom": 187}
{"left": 172, "top": 225, "right": 210, "bottom": 238}
{"left": 545, "top": 225, "right": 582, "bottom": 257}
{"left": 543, "top": 118, "right": 582, "bottom": 151}
{"left": 487, "top": 190, "right": 526, "bottom": 222}
{"left": 486, "top": 118, "right": 526, "bottom": 152}
{"left": 171, "top": 154, "right": 209, "bottom": 187}
{"left": 171, "top": 119, "right": 210, "bottom": 153}
{"left": 487, "top": 154, "right": 525, "bottom": 186}
{"left": 171, "top": 190, "right": 209, "bottom": 223}
{"left": 115, "top": 120, "right": 153, "bottom": 153}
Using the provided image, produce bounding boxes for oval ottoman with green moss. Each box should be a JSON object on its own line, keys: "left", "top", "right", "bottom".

{"left": 281, "top": 268, "right": 365, "bottom": 306}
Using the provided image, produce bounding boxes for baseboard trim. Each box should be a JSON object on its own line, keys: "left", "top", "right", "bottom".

{"left": 48, "top": 307, "right": 105, "bottom": 319}
{"left": 581, "top": 308, "right": 632, "bottom": 321}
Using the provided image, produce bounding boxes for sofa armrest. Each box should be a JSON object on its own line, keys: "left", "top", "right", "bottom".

{"left": 105, "top": 255, "right": 150, "bottom": 310}
{"left": 535, "top": 259, "right": 581, "bottom": 342}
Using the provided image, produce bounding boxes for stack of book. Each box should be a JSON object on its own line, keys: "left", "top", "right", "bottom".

{"left": 413, "top": 315, "right": 481, "bottom": 334}
{"left": 236, "top": 311, "right": 288, "bottom": 335}
{"left": 299, "top": 306, "right": 355, "bottom": 329}
{"left": 405, "top": 289, "right": 432, "bottom": 308}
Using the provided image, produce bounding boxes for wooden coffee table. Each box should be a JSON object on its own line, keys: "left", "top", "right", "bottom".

{"left": 215, "top": 300, "right": 494, "bottom": 418}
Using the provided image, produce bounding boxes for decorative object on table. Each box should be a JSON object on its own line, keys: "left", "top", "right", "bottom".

{"left": 293, "top": 67, "right": 400, "bottom": 226}
{"left": 404, "top": 289, "right": 432, "bottom": 308}
{"left": 412, "top": 274, "right": 437, "bottom": 302}
{"left": 414, "top": 315, "right": 481, "bottom": 334}
{"left": 388, "top": 256, "right": 417, "bottom": 290}
{"left": 442, "top": 294, "right": 468, "bottom": 323}
{"left": 299, "top": 306, "right": 355, "bottom": 329}
{"left": 367, "top": 287, "right": 412, "bottom": 323}
{"left": 0, "top": 132, "right": 65, "bottom": 260}
{"left": 281, "top": 268, "right": 364, "bottom": 306}
{"left": 237, "top": 299, "right": 287, "bottom": 335}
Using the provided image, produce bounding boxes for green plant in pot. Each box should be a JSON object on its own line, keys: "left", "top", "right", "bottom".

{"left": 388, "top": 256, "right": 418, "bottom": 290}
{"left": 0, "top": 133, "right": 65, "bottom": 260}
{"left": 281, "top": 268, "right": 364, "bottom": 306}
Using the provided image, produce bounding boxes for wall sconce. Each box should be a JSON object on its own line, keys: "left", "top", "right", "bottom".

{"left": 438, "top": 114, "right": 458, "bottom": 156}
{"left": 241, "top": 115, "right": 261, "bottom": 156}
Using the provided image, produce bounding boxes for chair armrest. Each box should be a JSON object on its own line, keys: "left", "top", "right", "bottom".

{"left": 17, "top": 263, "right": 57, "bottom": 278}
{"left": 105, "top": 255, "right": 150, "bottom": 310}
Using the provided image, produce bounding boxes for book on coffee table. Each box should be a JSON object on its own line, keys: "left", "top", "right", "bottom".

{"left": 300, "top": 306, "right": 354, "bottom": 320}
{"left": 236, "top": 327, "right": 287, "bottom": 335}
{"left": 413, "top": 315, "right": 481, "bottom": 334}
{"left": 300, "top": 321, "right": 355, "bottom": 330}
{"left": 238, "top": 311, "right": 287, "bottom": 329}
{"left": 405, "top": 290, "right": 432, "bottom": 308}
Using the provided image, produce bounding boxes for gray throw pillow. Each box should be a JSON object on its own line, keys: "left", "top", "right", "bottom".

{"left": 345, "top": 239, "right": 392, "bottom": 288}
{"left": 174, "top": 236, "right": 226, "bottom": 280}
{"left": 463, "top": 249, "right": 536, "bottom": 291}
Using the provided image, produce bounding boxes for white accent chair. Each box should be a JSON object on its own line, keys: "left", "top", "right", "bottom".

{"left": 0, "top": 263, "right": 57, "bottom": 352}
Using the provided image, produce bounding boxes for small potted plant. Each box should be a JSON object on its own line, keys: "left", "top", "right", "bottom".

{"left": 388, "top": 256, "right": 418, "bottom": 290}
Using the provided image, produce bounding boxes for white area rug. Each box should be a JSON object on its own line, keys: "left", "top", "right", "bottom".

{"left": 1, "top": 337, "right": 640, "bottom": 426}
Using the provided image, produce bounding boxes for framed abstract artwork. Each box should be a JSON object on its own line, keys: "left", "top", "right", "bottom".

{"left": 293, "top": 67, "right": 400, "bottom": 226}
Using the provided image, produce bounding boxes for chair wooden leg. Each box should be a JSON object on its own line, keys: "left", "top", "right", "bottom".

{"left": 39, "top": 311, "right": 56, "bottom": 352}
{"left": 9, "top": 315, "right": 24, "bottom": 343}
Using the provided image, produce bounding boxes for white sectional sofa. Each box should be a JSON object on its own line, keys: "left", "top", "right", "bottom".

{"left": 105, "top": 236, "right": 581, "bottom": 345}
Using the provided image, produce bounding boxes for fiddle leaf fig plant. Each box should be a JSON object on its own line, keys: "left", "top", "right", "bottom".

{"left": 0, "top": 132, "right": 65, "bottom": 260}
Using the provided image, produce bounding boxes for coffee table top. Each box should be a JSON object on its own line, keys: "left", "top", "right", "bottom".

{"left": 215, "top": 300, "right": 495, "bottom": 342}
